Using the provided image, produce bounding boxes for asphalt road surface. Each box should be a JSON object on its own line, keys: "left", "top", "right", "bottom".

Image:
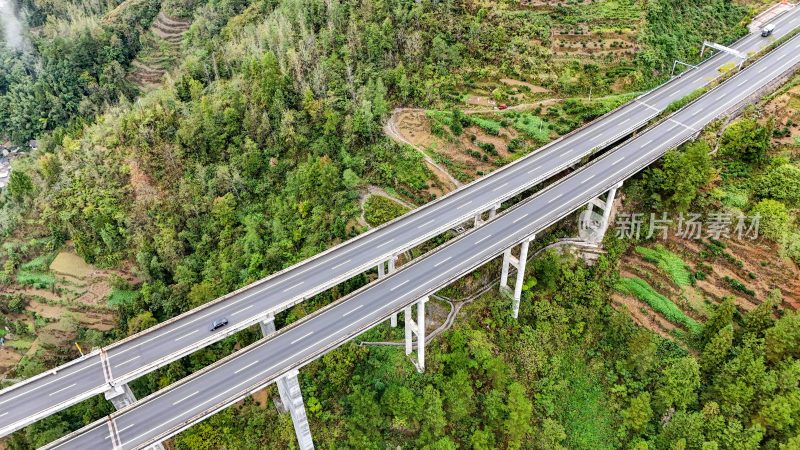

{"left": 44, "top": 23, "right": 800, "bottom": 450}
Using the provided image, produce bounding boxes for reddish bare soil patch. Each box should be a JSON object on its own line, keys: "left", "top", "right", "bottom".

{"left": 394, "top": 110, "right": 524, "bottom": 180}
{"left": 0, "top": 347, "right": 22, "bottom": 374}
{"left": 618, "top": 232, "right": 800, "bottom": 337}
{"left": 611, "top": 293, "right": 675, "bottom": 340}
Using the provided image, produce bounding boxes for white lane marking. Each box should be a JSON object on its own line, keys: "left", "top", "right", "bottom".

{"left": 492, "top": 182, "right": 509, "bottom": 192}
{"left": 527, "top": 165, "right": 543, "bottom": 174}
{"left": 282, "top": 281, "right": 304, "bottom": 293}
{"left": 174, "top": 330, "right": 199, "bottom": 342}
{"left": 619, "top": 117, "right": 630, "bottom": 125}
{"left": 330, "top": 259, "right": 352, "bottom": 271}
{"left": 580, "top": 174, "right": 596, "bottom": 184}
{"left": 590, "top": 133, "right": 604, "bottom": 142}
{"left": 0, "top": 412, "right": 7, "bottom": 417}
{"left": 433, "top": 256, "right": 452, "bottom": 268}
{"left": 669, "top": 118, "right": 698, "bottom": 132}
{"left": 290, "top": 332, "right": 313, "bottom": 345}
{"left": 0, "top": 360, "right": 101, "bottom": 406}
{"left": 636, "top": 100, "right": 660, "bottom": 112}
{"left": 474, "top": 234, "right": 492, "bottom": 245}
{"left": 390, "top": 279, "right": 410, "bottom": 292}
{"left": 456, "top": 201, "right": 473, "bottom": 210}
{"left": 375, "top": 239, "right": 395, "bottom": 249}
{"left": 232, "top": 305, "right": 255, "bottom": 316}
{"left": 234, "top": 360, "right": 259, "bottom": 375}
{"left": 417, "top": 219, "right": 435, "bottom": 229}
{"left": 48, "top": 383, "right": 77, "bottom": 397}
{"left": 172, "top": 391, "right": 199, "bottom": 406}
{"left": 737, "top": 79, "right": 748, "bottom": 87}
{"left": 547, "top": 193, "right": 564, "bottom": 204}
{"left": 105, "top": 424, "right": 135, "bottom": 440}
{"left": 642, "top": 139, "right": 655, "bottom": 147}
{"left": 114, "top": 355, "right": 141, "bottom": 369}
{"left": 512, "top": 213, "right": 529, "bottom": 224}
{"left": 342, "top": 304, "right": 364, "bottom": 317}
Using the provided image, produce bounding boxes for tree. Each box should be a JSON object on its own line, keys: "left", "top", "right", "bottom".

{"left": 720, "top": 118, "right": 771, "bottom": 164}
{"left": 504, "top": 382, "right": 533, "bottom": 449}
{"left": 643, "top": 140, "right": 712, "bottom": 211}
{"left": 418, "top": 385, "right": 447, "bottom": 446}
{"left": 655, "top": 357, "right": 700, "bottom": 412}
{"left": 7, "top": 170, "right": 33, "bottom": 203}
{"left": 442, "top": 369, "right": 475, "bottom": 423}
{"left": 756, "top": 164, "right": 800, "bottom": 207}
{"left": 751, "top": 199, "right": 791, "bottom": 242}
{"left": 700, "top": 325, "right": 733, "bottom": 373}
{"left": 535, "top": 418, "right": 567, "bottom": 450}
{"left": 765, "top": 312, "right": 800, "bottom": 363}
{"left": 701, "top": 298, "right": 736, "bottom": 347}
{"left": 742, "top": 290, "right": 780, "bottom": 337}
{"left": 127, "top": 311, "right": 158, "bottom": 336}
{"left": 470, "top": 428, "right": 496, "bottom": 450}
{"left": 622, "top": 392, "right": 654, "bottom": 435}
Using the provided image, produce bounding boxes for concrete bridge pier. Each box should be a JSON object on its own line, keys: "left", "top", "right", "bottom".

{"left": 500, "top": 234, "right": 535, "bottom": 319}
{"left": 104, "top": 384, "right": 166, "bottom": 450}
{"left": 580, "top": 181, "right": 622, "bottom": 244}
{"left": 277, "top": 369, "right": 315, "bottom": 450}
{"left": 378, "top": 256, "right": 399, "bottom": 327}
{"left": 474, "top": 202, "right": 500, "bottom": 227}
{"left": 259, "top": 314, "right": 276, "bottom": 336}
{"left": 404, "top": 296, "right": 428, "bottom": 372}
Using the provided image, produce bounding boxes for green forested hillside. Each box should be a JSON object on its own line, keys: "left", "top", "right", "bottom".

{"left": 2, "top": 0, "right": 799, "bottom": 449}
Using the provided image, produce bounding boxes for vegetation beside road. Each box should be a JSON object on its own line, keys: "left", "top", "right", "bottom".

{"left": 2, "top": 0, "right": 799, "bottom": 449}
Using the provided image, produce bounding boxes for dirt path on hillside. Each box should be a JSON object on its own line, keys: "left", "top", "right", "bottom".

{"left": 385, "top": 109, "right": 462, "bottom": 191}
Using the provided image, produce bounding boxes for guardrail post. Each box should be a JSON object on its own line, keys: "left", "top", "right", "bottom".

{"left": 404, "top": 296, "right": 428, "bottom": 372}
{"left": 104, "top": 384, "right": 166, "bottom": 450}
{"left": 277, "top": 369, "right": 315, "bottom": 450}
{"left": 500, "top": 235, "right": 535, "bottom": 319}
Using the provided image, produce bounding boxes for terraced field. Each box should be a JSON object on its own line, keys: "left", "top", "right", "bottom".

{"left": 128, "top": 11, "right": 192, "bottom": 89}
{"left": 614, "top": 235, "right": 800, "bottom": 341}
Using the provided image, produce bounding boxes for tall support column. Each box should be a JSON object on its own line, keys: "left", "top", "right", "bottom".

{"left": 499, "top": 235, "right": 535, "bottom": 319}
{"left": 104, "top": 383, "right": 136, "bottom": 410}
{"left": 277, "top": 370, "right": 314, "bottom": 450}
{"left": 105, "top": 384, "right": 166, "bottom": 450}
{"left": 581, "top": 181, "right": 622, "bottom": 244}
{"left": 404, "top": 296, "right": 428, "bottom": 372}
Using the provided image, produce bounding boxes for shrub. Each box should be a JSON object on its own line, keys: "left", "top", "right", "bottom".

{"left": 635, "top": 245, "right": 692, "bottom": 286}
{"left": 469, "top": 116, "right": 501, "bottom": 135}
{"left": 750, "top": 199, "right": 791, "bottom": 242}
{"left": 723, "top": 276, "right": 755, "bottom": 297}
{"left": 363, "top": 195, "right": 409, "bottom": 227}
{"left": 756, "top": 164, "right": 800, "bottom": 207}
